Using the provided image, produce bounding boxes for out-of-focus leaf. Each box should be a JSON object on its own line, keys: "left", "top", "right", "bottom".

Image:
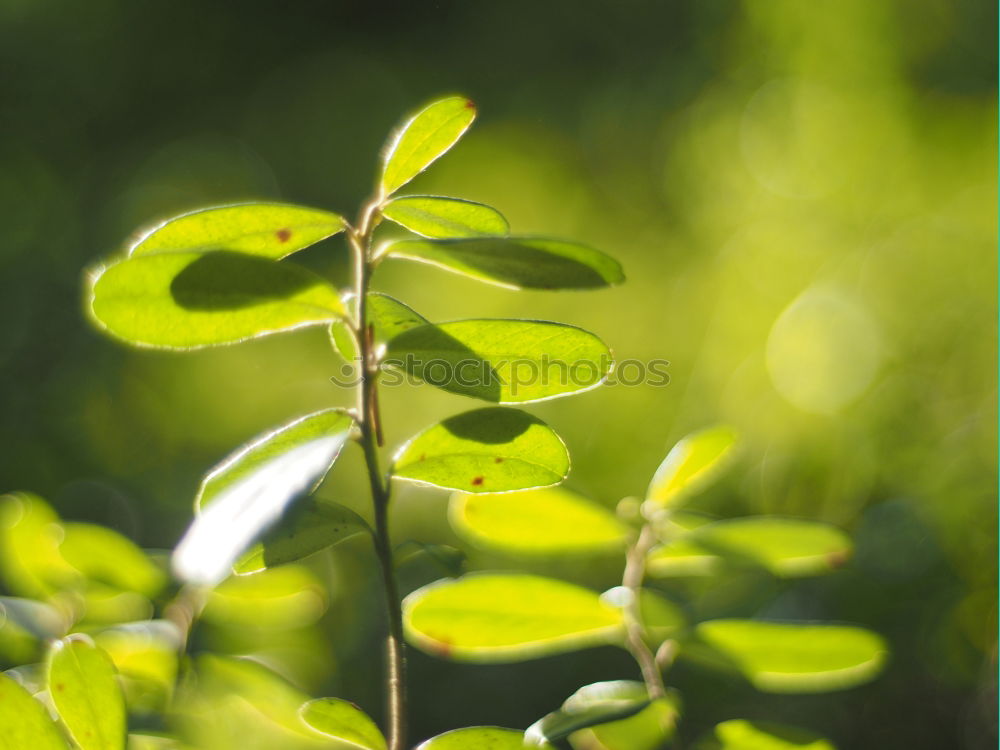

{"left": 526, "top": 681, "right": 652, "bottom": 746}
{"left": 59, "top": 523, "right": 165, "bottom": 597}
{"left": 0, "top": 672, "right": 67, "bottom": 750}
{"left": 0, "top": 597, "right": 66, "bottom": 640}
{"left": 299, "top": 697, "right": 387, "bottom": 750}
{"left": 127, "top": 734, "right": 187, "bottom": 750}
{"left": 417, "top": 727, "right": 528, "bottom": 749}
{"left": 393, "top": 408, "right": 569, "bottom": 493}
{"left": 450, "top": 487, "right": 630, "bottom": 555}
{"left": 385, "top": 319, "right": 612, "bottom": 402}
{"left": 637, "top": 589, "right": 686, "bottom": 644}
{"left": 574, "top": 695, "right": 680, "bottom": 750}
{"left": 87, "top": 251, "right": 345, "bottom": 350}
{"left": 646, "top": 426, "right": 739, "bottom": 509}
{"left": 128, "top": 203, "right": 346, "bottom": 259}
{"left": 235, "top": 498, "right": 369, "bottom": 575}
{"left": 0, "top": 493, "right": 78, "bottom": 597}
{"left": 380, "top": 96, "right": 476, "bottom": 196}
{"left": 174, "top": 409, "right": 353, "bottom": 585}
{"left": 403, "top": 573, "right": 622, "bottom": 662}
{"left": 689, "top": 619, "right": 888, "bottom": 693}
{"left": 94, "top": 621, "right": 180, "bottom": 713}
{"left": 74, "top": 585, "right": 152, "bottom": 626}
{"left": 384, "top": 237, "right": 624, "bottom": 290}
{"left": 694, "top": 517, "right": 852, "bottom": 578}
{"left": 47, "top": 635, "right": 126, "bottom": 750}
{"left": 382, "top": 195, "right": 508, "bottom": 238}
{"left": 395, "top": 542, "right": 466, "bottom": 577}
{"left": 646, "top": 538, "right": 723, "bottom": 577}
{"left": 191, "top": 655, "right": 312, "bottom": 737}
{"left": 696, "top": 719, "right": 836, "bottom": 750}
{"left": 201, "top": 565, "right": 327, "bottom": 630}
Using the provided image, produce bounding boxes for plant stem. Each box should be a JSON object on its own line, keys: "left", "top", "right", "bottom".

{"left": 621, "top": 523, "right": 666, "bottom": 699}
{"left": 349, "top": 200, "right": 407, "bottom": 750}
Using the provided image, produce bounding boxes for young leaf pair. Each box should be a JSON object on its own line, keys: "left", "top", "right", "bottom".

{"left": 403, "top": 426, "right": 889, "bottom": 749}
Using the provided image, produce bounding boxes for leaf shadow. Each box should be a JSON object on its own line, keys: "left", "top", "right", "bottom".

{"left": 170, "top": 251, "right": 314, "bottom": 310}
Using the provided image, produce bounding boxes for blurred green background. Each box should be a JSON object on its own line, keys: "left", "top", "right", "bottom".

{"left": 0, "top": 0, "right": 995, "bottom": 747}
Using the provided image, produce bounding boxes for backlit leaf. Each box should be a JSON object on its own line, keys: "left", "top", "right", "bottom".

{"left": 0, "top": 493, "right": 78, "bottom": 597}
{"left": 646, "top": 426, "right": 739, "bottom": 508}
{"left": 417, "top": 727, "right": 527, "bottom": 750}
{"left": 201, "top": 565, "right": 327, "bottom": 629}
{"left": 393, "top": 408, "right": 569, "bottom": 493}
{"left": 382, "top": 195, "right": 508, "bottom": 238}
{"left": 403, "top": 573, "right": 622, "bottom": 662}
{"left": 47, "top": 636, "right": 126, "bottom": 750}
{"left": 128, "top": 203, "right": 346, "bottom": 260}
{"left": 59, "top": 523, "right": 165, "bottom": 597}
{"left": 694, "top": 517, "right": 852, "bottom": 578}
{"left": 329, "top": 292, "right": 429, "bottom": 361}
{"left": 696, "top": 719, "right": 836, "bottom": 750}
{"left": 646, "top": 538, "right": 723, "bottom": 578}
{"left": 87, "top": 251, "right": 345, "bottom": 350}
{"left": 385, "top": 319, "right": 612, "bottom": 402}
{"left": 449, "top": 487, "right": 630, "bottom": 555}
{"left": 381, "top": 96, "right": 476, "bottom": 196}
{"left": 94, "top": 621, "right": 180, "bottom": 713}
{"left": 690, "top": 619, "right": 888, "bottom": 693}
{"left": 299, "top": 697, "right": 386, "bottom": 750}
{"left": 384, "top": 237, "right": 624, "bottom": 290}
{"left": 575, "top": 696, "right": 680, "bottom": 750}
{"left": 526, "top": 681, "right": 652, "bottom": 745}
{"left": 174, "top": 409, "right": 353, "bottom": 585}
{"left": 0, "top": 673, "right": 67, "bottom": 750}
{"left": 234, "top": 498, "right": 369, "bottom": 575}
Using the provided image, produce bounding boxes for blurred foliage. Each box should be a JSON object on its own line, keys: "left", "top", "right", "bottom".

{"left": 0, "top": 0, "right": 995, "bottom": 748}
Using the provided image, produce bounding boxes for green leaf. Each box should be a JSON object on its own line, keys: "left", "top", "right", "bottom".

{"left": 384, "top": 237, "right": 624, "bottom": 290}
{"left": 47, "top": 636, "right": 126, "bottom": 750}
{"left": 127, "top": 735, "right": 186, "bottom": 750}
{"left": 646, "top": 426, "right": 739, "bottom": 508}
{"left": 385, "top": 319, "right": 612, "bottom": 402}
{"left": 646, "top": 538, "right": 723, "bottom": 578}
{"left": 417, "top": 727, "right": 527, "bottom": 750}
{"left": 329, "top": 292, "right": 429, "bottom": 361}
{"left": 449, "top": 486, "right": 630, "bottom": 555}
{"left": 380, "top": 96, "right": 476, "bottom": 196}
{"left": 0, "top": 493, "right": 78, "bottom": 597}
{"left": 690, "top": 619, "right": 888, "bottom": 693}
{"left": 299, "top": 697, "right": 387, "bottom": 750}
{"left": 201, "top": 566, "right": 327, "bottom": 629}
{"left": 694, "top": 517, "right": 852, "bottom": 578}
{"left": 93, "top": 621, "right": 180, "bottom": 713}
{"left": 0, "top": 673, "right": 67, "bottom": 750}
{"left": 403, "top": 573, "right": 622, "bottom": 662}
{"left": 382, "top": 195, "right": 508, "bottom": 238}
{"left": 128, "top": 203, "right": 346, "bottom": 259}
{"left": 696, "top": 719, "right": 836, "bottom": 750}
{"left": 575, "top": 696, "right": 680, "bottom": 750}
{"left": 87, "top": 251, "right": 345, "bottom": 350}
{"left": 59, "top": 523, "right": 165, "bottom": 597}
{"left": 192, "top": 655, "right": 312, "bottom": 736}
{"left": 234, "top": 497, "right": 369, "bottom": 574}
{"left": 526, "top": 681, "right": 652, "bottom": 745}
{"left": 174, "top": 409, "right": 354, "bottom": 585}
{"left": 393, "top": 408, "right": 569, "bottom": 493}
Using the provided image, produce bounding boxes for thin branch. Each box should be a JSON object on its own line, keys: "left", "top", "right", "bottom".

{"left": 621, "top": 523, "right": 667, "bottom": 699}
{"left": 349, "top": 198, "right": 407, "bottom": 750}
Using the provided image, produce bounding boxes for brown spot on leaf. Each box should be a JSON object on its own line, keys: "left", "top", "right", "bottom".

{"left": 55, "top": 683, "right": 65, "bottom": 692}
{"left": 419, "top": 453, "right": 426, "bottom": 462}
{"left": 276, "top": 228, "right": 292, "bottom": 243}
{"left": 827, "top": 550, "right": 850, "bottom": 568}
{"left": 471, "top": 476, "right": 484, "bottom": 486}
{"left": 464, "top": 99, "right": 475, "bottom": 109}
{"left": 494, "top": 457, "right": 503, "bottom": 463}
